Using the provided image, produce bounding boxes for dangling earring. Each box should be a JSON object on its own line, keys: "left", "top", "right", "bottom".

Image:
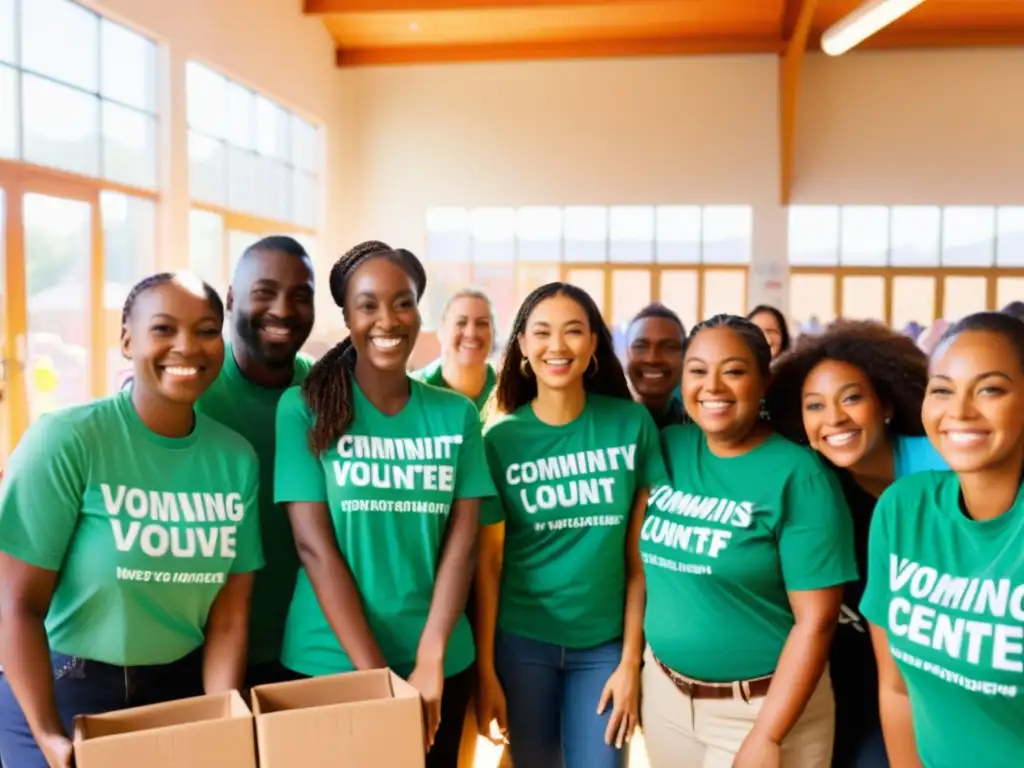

{"left": 587, "top": 355, "right": 600, "bottom": 378}
{"left": 759, "top": 397, "right": 770, "bottom": 421}
{"left": 520, "top": 358, "right": 532, "bottom": 377}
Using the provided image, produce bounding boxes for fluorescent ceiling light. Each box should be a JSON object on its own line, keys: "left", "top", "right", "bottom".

{"left": 821, "top": 0, "right": 928, "bottom": 56}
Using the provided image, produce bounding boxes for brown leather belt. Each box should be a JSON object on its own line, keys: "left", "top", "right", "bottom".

{"left": 653, "top": 653, "right": 773, "bottom": 702}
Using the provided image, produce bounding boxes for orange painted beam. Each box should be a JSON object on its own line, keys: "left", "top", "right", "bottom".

{"left": 778, "top": 0, "right": 818, "bottom": 206}
{"left": 336, "top": 35, "right": 784, "bottom": 66}
{"left": 307, "top": 0, "right": 643, "bottom": 12}
{"left": 848, "top": 27, "right": 1024, "bottom": 50}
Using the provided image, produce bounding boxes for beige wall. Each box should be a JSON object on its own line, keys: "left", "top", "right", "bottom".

{"left": 88, "top": 0, "right": 358, "bottom": 341}
{"left": 795, "top": 49, "right": 1024, "bottom": 206}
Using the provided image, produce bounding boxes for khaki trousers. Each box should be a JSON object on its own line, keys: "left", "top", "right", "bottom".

{"left": 640, "top": 646, "right": 835, "bottom": 768}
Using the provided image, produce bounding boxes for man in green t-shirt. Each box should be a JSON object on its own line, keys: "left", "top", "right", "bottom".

{"left": 195, "top": 235, "right": 316, "bottom": 687}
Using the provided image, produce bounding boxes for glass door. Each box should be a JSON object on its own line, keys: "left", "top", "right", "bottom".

{"left": 2, "top": 182, "right": 100, "bottom": 452}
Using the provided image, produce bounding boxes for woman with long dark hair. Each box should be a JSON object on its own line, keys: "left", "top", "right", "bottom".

{"left": 641, "top": 314, "right": 856, "bottom": 768}
{"left": 474, "top": 282, "right": 664, "bottom": 768}
{"left": 748, "top": 304, "right": 791, "bottom": 360}
{"left": 861, "top": 312, "right": 1024, "bottom": 768}
{"left": 273, "top": 241, "right": 497, "bottom": 768}
{"left": 766, "top": 319, "right": 946, "bottom": 767}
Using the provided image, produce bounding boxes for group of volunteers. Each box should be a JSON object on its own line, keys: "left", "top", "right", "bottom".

{"left": 0, "top": 235, "right": 1020, "bottom": 768}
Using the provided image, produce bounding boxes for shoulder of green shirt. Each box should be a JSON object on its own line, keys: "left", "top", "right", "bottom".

{"left": 411, "top": 376, "right": 476, "bottom": 415}
{"left": 193, "top": 410, "right": 260, "bottom": 463}
{"left": 877, "top": 468, "right": 948, "bottom": 511}
{"left": 295, "top": 352, "right": 316, "bottom": 380}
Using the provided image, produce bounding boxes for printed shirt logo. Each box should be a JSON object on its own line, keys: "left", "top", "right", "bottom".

{"left": 331, "top": 434, "right": 462, "bottom": 516}
{"left": 886, "top": 555, "right": 1024, "bottom": 697}
{"left": 101, "top": 483, "right": 244, "bottom": 585}
{"left": 504, "top": 445, "right": 637, "bottom": 532}
{"left": 640, "top": 483, "right": 756, "bottom": 576}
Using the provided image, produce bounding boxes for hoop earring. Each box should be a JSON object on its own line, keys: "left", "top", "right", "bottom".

{"left": 520, "top": 358, "right": 532, "bottom": 377}
{"left": 587, "top": 355, "right": 599, "bottom": 378}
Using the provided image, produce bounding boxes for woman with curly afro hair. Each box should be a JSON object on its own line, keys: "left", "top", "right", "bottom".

{"left": 765, "top": 319, "right": 947, "bottom": 768}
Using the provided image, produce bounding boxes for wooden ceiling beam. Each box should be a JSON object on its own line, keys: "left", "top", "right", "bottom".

{"left": 781, "top": 0, "right": 802, "bottom": 40}
{"left": 306, "top": 0, "right": 644, "bottom": 13}
{"left": 336, "top": 35, "right": 784, "bottom": 67}
{"left": 778, "top": 0, "right": 818, "bottom": 206}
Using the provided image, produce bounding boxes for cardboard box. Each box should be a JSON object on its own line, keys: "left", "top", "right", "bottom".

{"left": 252, "top": 668, "right": 425, "bottom": 768}
{"left": 73, "top": 690, "right": 256, "bottom": 768}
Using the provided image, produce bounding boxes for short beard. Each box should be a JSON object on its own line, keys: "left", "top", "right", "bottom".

{"left": 234, "top": 311, "right": 296, "bottom": 370}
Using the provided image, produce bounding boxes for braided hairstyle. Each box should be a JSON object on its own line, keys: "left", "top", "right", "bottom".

{"left": 686, "top": 314, "right": 773, "bottom": 379}
{"left": 301, "top": 241, "right": 427, "bottom": 454}
{"left": 495, "top": 282, "right": 631, "bottom": 414}
{"left": 122, "top": 272, "right": 225, "bottom": 329}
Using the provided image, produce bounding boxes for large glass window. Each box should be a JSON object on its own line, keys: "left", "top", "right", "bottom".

{"left": 4, "top": 0, "right": 158, "bottom": 188}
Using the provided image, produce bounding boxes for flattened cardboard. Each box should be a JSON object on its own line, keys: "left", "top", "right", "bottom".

{"left": 252, "top": 668, "right": 425, "bottom": 768}
{"left": 73, "top": 690, "right": 256, "bottom": 768}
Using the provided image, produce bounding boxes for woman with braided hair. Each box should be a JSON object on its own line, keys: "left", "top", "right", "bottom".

{"left": 273, "top": 241, "right": 496, "bottom": 767}
{"left": 0, "top": 272, "right": 263, "bottom": 768}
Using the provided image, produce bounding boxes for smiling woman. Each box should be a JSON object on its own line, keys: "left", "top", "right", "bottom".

{"left": 859, "top": 312, "right": 1024, "bottom": 768}
{"left": 0, "top": 271, "right": 264, "bottom": 768}
{"left": 272, "top": 241, "right": 497, "bottom": 768}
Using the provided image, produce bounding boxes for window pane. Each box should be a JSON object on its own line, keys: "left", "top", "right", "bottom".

{"left": 101, "top": 20, "right": 156, "bottom": 113}
{"left": 291, "top": 169, "right": 317, "bottom": 228}
{"left": 564, "top": 207, "right": 607, "bottom": 263}
{"left": 841, "top": 276, "right": 885, "bottom": 323}
{"left": 942, "top": 207, "right": 995, "bottom": 266}
{"left": 942, "top": 276, "right": 987, "bottom": 322}
{"left": 426, "top": 207, "right": 471, "bottom": 263}
{"left": 0, "top": 64, "right": 16, "bottom": 158}
{"left": 24, "top": 194, "right": 92, "bottom": 419}
{"left": 472, "top": 207, "right": 515, "bottom": 264}
{"left": 658, "top": 269, "right": 698, "bottom": 334}
{"left": 102, "top": 103, "right": 157, "bottom": 189}
{"left": 892, "top": 276, "right": 936, "bottom": 329}
{"left": 517, "top": 207, "right": 561, "bottom": 263}
{"left": 227, "top": 229, "right": 257, "bottom": 279}
{"left": 996, "top": 207, "right": 1024, "bottom": 266}
{"left": 23, "top": 74, "right": 100, "bottom": 177}
{"left": 789, "top": 206, "right": 839, "bottom": 265}
{"left": 291, "top": 116, "right": 318, "bottom": 172}
{"left": 226, "top": 82, "right": 255, "bottom": 150}
{"left": 102, "top": 193, "right": 156, "bottom": 392}
{"left": 256, "top": 96, "right": 289, "bottom": 161}
{"left": 790, "top": 274, "right": 836, "bottom": 329}
{"left": 189, "top": 209, "right": 225, "bottom": 292}
{"left": 656, "top": 205, "right": 701, "bottom": 264}
{"left": 0, "top": 0, "right": 14, "bottom": 64}
{"left": 609, "top": 206, "right": 654, "bottom": 263}
{"left": 518, "top": 264, "right": 560, "bottom": 302}
{"left": 228, "top": 146, "right": 259, "bottom": 215}
{"left": 188, "top": 131, "right": 226, "bottom": 205}
{"left": 840, "top": 206, "right": 888, "bottom": 266}
{"left": 566, "top": 268, "right": 605, "bottom": 312}
{"left": 422, "top": 262, "right": 472, "bottom": 331}
{"left": 22, "top": 0, "right": 98, "bottom": 92}
{"left": 186, "top": 62, "right": 226, "bottom": 139}
{"left": 997, "top": 277, "right": 1024, "bottom": 309}
{"left": 702, "top": 205, "right": 752, "bottom": 264}
{"left": 257, "top": 157, "right": 290, "bottom": 222}
{"left": 703, "top": 269, "right": 746, "bottom": 317}
{"left": 890, "top": 206, "right": 940, "bottom": 267}
{"left": 611, "top": 270, "right": 651, "bottom": 329}
{"left": 471, "top": 263, "right": 515, "bottom": 345}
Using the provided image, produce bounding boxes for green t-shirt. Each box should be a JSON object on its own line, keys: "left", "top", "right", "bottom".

{"left": 860, "top": 472, "right": 1024, "bottom": 768}
{"left": 0, "top": 391, "right": 264, "bottom": 666}
{"left": 195, "top": 343, "right": 314, "bottom": 664}
{"left": 481, "top": 394, "right": 666, "bottom": 648}
{"left": 641, "top": 425, "right": 857, "bottom": 681}
{"left": 409, "top": 358, "right": 496, "bottom": 414}
{"left": 274, "top": 377, "right": 497, "bottom": 678}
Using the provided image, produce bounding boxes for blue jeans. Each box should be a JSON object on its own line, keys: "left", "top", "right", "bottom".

{"left": 0, "top": 650, "right": 202, "bottom": 768}
{"left": 495, "top": 631, "right": 626, "bottom": 768}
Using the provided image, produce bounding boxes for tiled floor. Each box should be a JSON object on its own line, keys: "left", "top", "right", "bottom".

{"left": 472, "top": 731, "right": 652, "bottom": 767}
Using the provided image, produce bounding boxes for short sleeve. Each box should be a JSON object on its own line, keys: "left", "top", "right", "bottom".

{"left": 453, "top": 401, "right": 497, "bottom": 501}
{"left": 231, "top": 455, "right": 265, "bottom": 574}
{"left": 636, "top": 408, "right": 668, "bottom": 489}
{"left": 0, "top": 414, "right": 86, "bottom": 571}
{"left": 859, "top": 488, "right": 895, "bottom": 627}
{"left": 274, "top": 387, "right": 328, "bottom": 503}
{"left": 479, "top": 432, "right": 507, "bottom": 527}
{"left": 778, "top": 471, "right": 859, "bottom": 591}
